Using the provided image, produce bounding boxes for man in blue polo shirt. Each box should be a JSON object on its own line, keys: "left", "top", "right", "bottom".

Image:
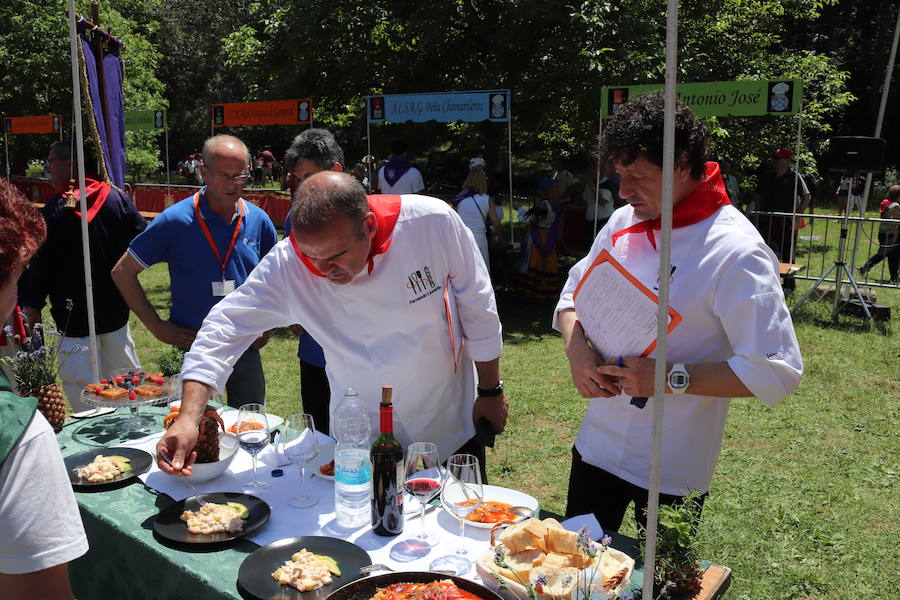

{"left": 112, "top": 134, "right": 277, "bottom": 407}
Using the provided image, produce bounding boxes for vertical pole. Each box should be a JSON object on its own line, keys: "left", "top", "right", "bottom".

{"left": 164, "top": 112, "right": 171, "bottom": 187}
{"left": 789, "top": 112, "right": 803, "bottom": 265}
{"left": 67, "top": 0, "right": 100, "bottom": 387}
{"left": 309, "top": 100, "right": 314, "bottom": 129}
{"left": 3, "top": 130, "right": 8, "bottom": 179}
{"left": 366, "top": 112, "right": 373, "bottom": 192}
{"left": 643, "top": 0, "right": 678, "bottom": 597}
{"left": 507, "top": 93, "right": 514, "bottom": 244}
{"left": 593, "top": 117, "right": 603, "bottom": 239}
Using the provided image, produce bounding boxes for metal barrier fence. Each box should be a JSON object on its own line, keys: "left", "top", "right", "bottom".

{"left": 748, "top": 210, "right": 899, "bottom": 291}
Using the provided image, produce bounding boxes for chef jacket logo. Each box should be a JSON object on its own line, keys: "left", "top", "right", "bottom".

{"left": 407, "top": 266, "right": 441, "bottom": 304}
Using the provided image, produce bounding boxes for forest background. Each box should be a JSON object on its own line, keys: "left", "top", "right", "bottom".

{"left": 1, "top": 0, "right": 899, "bottom": 195}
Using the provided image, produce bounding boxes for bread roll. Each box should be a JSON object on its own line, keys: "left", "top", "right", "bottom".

{"left": 531, "top": 566, "right": 579, "bottom": 600}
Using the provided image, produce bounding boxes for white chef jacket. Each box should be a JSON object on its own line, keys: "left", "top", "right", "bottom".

{"left": 378, "top": 166, "right": 425, "bottom": 195}
{"left": 183, "top": 194, "right": 502, "bottom": 460}
{"left": 553, "top": 203, "right": 802, "bottom": 495}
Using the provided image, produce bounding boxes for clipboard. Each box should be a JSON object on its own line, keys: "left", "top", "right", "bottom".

{"left": 573, "top": 248, "right": 682, "bottom": 358}
{"left": 444, "top": 275, "right": 464, "bottom": 373}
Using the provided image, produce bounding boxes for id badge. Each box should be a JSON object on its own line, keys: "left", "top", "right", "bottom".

{"left": 211, "top": 280, "right": 236, "bottom": 296}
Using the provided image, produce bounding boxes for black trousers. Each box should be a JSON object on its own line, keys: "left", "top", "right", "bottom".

{"left": 450, "top": 434, "right": 488, "bottom": 484}
{"left": 299, "top": 360, "right": 331, "bottom": 436}
{"left": 565, "top": 446, "right": 707, "bottom": 533}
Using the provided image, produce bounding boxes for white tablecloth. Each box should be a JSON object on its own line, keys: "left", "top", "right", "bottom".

{"left": 121, "top": 432, "right": 601, "bottom": 577}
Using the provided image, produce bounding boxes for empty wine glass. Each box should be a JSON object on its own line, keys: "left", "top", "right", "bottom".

{"left": 429, "top": 453, "right": 483, "bottom": 575}
{"left": 283, "top": 413, "right": 319, "bottom": 508}
{"left": 236, "top": 403, "right": 270, "bottom": 494}
{"left": 403, "top": 442, "right": 443, "bottom": 549}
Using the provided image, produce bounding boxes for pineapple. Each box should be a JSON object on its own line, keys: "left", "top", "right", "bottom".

{"left": 163, "top": 405, "right": 224, "bottom": 463}
{"left": 23, "top": 383, "right": 66, "bottom": 433}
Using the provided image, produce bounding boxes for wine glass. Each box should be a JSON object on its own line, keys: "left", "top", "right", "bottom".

{"left": 236, "top": 403, "right": 271, "bottom": 494}
{"left": 403, "top": 442, "right": 443, "bottom": 549}
{"left": 429, "top": 454, "right": 483, "bottom": 575}
{"left": 282, "top": 413, "right": 319, "bottom": 508}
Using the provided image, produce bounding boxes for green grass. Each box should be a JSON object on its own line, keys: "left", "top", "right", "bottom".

{"left": 54, "top": 242, "right": 898, "bottom": 599}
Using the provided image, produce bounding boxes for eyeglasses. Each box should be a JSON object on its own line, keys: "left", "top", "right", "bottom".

{"left": 208, "top": 169, "right": 252, "bottom": 185}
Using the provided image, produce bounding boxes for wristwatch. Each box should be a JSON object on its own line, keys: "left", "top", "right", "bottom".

{"left": 477, "top": 380, "right": 504, "bottom": 397}
{"left": 667, "top": 364, "right": 690, "bottom": 394}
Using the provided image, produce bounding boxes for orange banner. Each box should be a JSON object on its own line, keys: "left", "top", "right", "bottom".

{"left": 211, "top": 99, "right": 312, "bottom": 128}
{"left": 4, "top": 115, "right": 63, "bottom": 135}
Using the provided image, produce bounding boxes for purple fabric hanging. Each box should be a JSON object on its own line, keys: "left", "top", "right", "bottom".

{"left": 383, "top": 156, "right": 411, "bottom": 187}
{"left": 78, "top": 24, "right": 126, "bottom": 188}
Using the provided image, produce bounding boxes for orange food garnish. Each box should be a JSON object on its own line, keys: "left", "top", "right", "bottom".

{"left": 227, "top": 421, "right": 265, "bottom": 433}
{"left": 372, "top": 580, "right": 486, "bottom": 600}
{"left": 464, "top": 500, "right": 517, "bottom": 523}
{"left": 319, "top": 459, "right": 335, "bottom": 476}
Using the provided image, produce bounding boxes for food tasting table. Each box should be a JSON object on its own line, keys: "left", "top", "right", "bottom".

{"left": 58, "top": 406, "right": 730, "bottom": 600}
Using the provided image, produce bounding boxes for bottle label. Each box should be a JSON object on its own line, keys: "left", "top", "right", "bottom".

{"left": 336, "top": 450, "right": 372, "bottom": 485}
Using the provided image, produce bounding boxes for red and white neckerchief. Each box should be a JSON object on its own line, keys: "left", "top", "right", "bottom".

{"left": 611, "top": 162, "right": 731, "bottom": 250}
{"left": 290, "top": 195, "right": 402, "bottom": 278}
{"left": 60, "top": 178, "right": 112, "bottom": 223}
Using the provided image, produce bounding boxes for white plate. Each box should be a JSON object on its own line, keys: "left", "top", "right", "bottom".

{"left": 313, "top": 443, "right": 335, "bottom": 480}
{"left": 443, "top": 484, "right": 539, "bottom": 529}
{"left": 220, "top": 409, "right": 284, "bottom": 436}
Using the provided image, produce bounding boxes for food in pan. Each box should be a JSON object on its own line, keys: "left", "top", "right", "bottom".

{"left": 227, "top": 420, "right": 265, "bottom": 434}
{"left": 463, "top": 500, "right": 518, "bottom": 524}
{"left": 370, "top": 580, "right": 488, "bottom": 600}
{"left": 271, "top": 548, "right": 340, "bottom": 592}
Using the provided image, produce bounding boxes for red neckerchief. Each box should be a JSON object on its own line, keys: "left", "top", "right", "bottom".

{"left": 0, "top": 307, "right": 26, "bottom": 347}
{"left": 611, "top": 162, "right": 730, "bottom": 250}
{"left": 58, "top": 178, "right": 111, "bottom": 224}
{"left": 290, "top": 195, "right": 402, "bottom": 278}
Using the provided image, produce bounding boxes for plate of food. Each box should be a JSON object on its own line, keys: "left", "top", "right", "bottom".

{"left": 237, "top": 535, "right": 371, "bottom": 599}
{"left": 80, "top": 369, "right": 171, "bottom": 407}
{"left": 476, "top": 517, "right": 634, "bottom": 600}
{"left": 153, "top": 492, "right": 270, "bottom": 544}
{"left": 64, "top": 447, "right": 154, "bottom": 488}
{"left": 326, "top": 571, "right": 504, "bottom": 600}
{"left": 314, "top": 443, "right": 335, "bottom": 480}
{"left": 443, "top": 484, "right": 539, "bottom": 529}
{"left": 220, "top": 409, "right": 284, "bottom": 436}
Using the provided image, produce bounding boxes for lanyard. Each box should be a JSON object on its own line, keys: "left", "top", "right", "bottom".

{"left": 193, "top": 192, "right": 244, "bottom": 276}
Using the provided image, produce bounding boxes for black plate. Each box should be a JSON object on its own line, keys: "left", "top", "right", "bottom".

{"left": 64, "top": 447, "right": 153, "bottom": 488}
{"left": 238, "top": 536, "right": 371, "bottom": 600}
{"left": 153, "top": 492, "right": 270, "bottom": 544}
{"left": 326, "top": 571, "right": 505, "bottom": 600}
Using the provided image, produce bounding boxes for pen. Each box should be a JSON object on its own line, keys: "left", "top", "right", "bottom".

{"left": 618, "top": 355, "right": 648, "bottom": 409}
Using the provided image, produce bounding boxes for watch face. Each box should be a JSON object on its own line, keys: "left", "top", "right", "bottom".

{"left": 671, "top": 373, "right": 688, "bottom": 387}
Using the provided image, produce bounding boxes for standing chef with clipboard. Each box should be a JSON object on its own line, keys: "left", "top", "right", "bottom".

{"left": 554, "top": 94, "right": 803, "bottom": 533}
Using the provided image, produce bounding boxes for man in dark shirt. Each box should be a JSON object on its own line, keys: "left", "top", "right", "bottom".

{"left": 755, "top": 147, "right": 811, "bottom": 261}
{"left": 22, "top": 140, "right": 146, "bottom": 411}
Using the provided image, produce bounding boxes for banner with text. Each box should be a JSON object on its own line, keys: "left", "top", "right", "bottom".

{"left": 125, "top": 110, "right": 167, "bottom": 131}
{"left": 4, "top": 115, "right": 63, "bottom": 135}
{"left": 600, "top": 80, "right": 803, "bottom": 119}
{"left": 367, "top": 90, "right": 511, "bottom": 124}
{"left": 211, "top": 99, "right": 313, "bottom": 128}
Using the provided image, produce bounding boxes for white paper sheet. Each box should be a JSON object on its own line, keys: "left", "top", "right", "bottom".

{"left": 573, "top": 252, "right": 677, "bottom": 359}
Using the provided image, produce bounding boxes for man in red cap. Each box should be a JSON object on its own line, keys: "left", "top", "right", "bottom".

{"left": 754, "top": 147, "right": 811, "bottom": 261}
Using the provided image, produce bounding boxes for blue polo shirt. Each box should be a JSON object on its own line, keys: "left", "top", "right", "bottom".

{"left": 128, "top": 190, "right": 278, "bottom": 331}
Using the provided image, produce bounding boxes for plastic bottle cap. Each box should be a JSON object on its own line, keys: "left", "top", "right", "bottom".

{"left": 271, "top": 469, "right": 284, "bottom": 477}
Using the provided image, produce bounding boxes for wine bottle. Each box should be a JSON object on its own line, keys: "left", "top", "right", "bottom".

{"left": 370, "top": 385, "right": 404, "bottom": 536}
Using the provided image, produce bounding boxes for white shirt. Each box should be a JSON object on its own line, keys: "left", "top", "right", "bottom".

{"left": 457, "top": 193, "right": 492, "bottom": 235}
{"left": 183, "top": 194, "right": 501, "bottom": 459}
{"left": 553, "top": 203, "right": 802, "bottom": 495}
{"left": 378, "top": 166, "right": 425, "bottom": 195}
{"left": 0, "top": 412, "right": 89, "bottom": 574}
{"left": 583, "top": 183, "right": 614, "bottom": 222}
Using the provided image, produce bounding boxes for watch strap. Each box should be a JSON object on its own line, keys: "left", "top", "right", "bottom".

{"left": 477, "top": 380, "right": 504, "bottom": 397}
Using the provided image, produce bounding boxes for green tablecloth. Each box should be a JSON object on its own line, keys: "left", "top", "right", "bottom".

{"left": 60, "top": 406, "right": 253, "bottom": 600}
{"left": 58, "top": 406, "right": 723, "bottom": 600}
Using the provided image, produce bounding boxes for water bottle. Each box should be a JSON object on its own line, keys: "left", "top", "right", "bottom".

{"left": 333, "top": 387, "right": 372, "bottom": 528}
